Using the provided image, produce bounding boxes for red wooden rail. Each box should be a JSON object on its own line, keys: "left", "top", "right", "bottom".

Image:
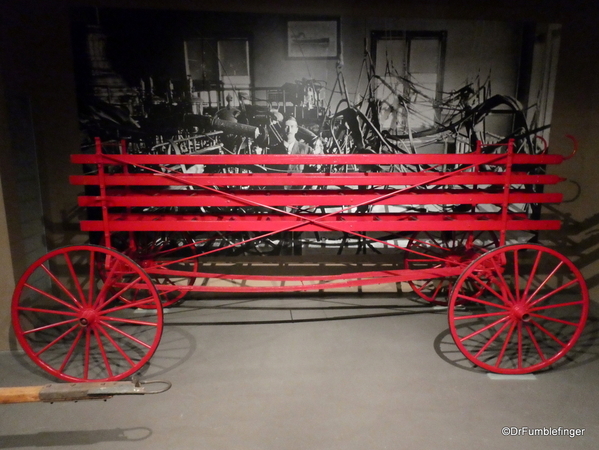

{"left": 71, "top": 139, "right": 564, "bottom": 239}
{"left": 66, "top": 137, "right": 568, "bottom": 294}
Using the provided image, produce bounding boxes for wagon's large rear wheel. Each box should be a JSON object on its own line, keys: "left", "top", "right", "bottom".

{"left": 12, "top": 245, "right": 163, "bottom": 382}
{"left": 404, "top": 230, "right": 498, "bottom": 305}
{"left": 448, "top": 244, "right": 588, "bottom": 374}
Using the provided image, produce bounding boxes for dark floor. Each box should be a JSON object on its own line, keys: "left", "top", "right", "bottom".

{"left": 1, "top": 293, "right": 598, "bottom": 449}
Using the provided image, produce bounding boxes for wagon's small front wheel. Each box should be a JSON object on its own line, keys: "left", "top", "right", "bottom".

{"left": 12, "top": 245, "right": 163, "bottom": 382}
{"left": 448, "top": 244, "right": 588, "bottom": 374}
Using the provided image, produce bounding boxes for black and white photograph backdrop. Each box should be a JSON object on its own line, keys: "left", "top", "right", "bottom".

{"left": 70, "top": 7, "right": 560, "bottom": 157}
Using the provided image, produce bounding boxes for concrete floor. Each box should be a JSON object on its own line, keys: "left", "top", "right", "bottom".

{"left": 1, "top": 292, "right": 598, "bottom": 449}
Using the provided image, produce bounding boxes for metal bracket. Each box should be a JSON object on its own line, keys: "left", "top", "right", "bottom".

{"left": 37, "top": 379, "right": 172, "bottom": 403}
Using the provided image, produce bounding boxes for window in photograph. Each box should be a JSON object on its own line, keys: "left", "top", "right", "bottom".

{"left": 371, "top": 31, "right": 447, "bottom": 134}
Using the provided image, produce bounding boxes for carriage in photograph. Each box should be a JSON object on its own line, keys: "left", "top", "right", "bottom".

{"left": 11, "top": 132, "right": 588, "bottom": 382}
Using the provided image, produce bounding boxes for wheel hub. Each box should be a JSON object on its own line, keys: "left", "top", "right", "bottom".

{"left": 139, "top": 259, "right": 154, "bottom": 269}
{"left": 79, "top": 308, "right": 98, "bottom": 327}
{"left": 446, "top": 254, "right": 461, "bottom": 265}
{"left": 511, "top": 303, "right": 531, "bottom": 322}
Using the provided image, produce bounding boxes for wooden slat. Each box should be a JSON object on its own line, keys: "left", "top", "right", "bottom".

{"left": 71, "top": 152, "right": 565, "bottom": 166}
{"left": 80, "top": 212, "right": 561, "bottom": 233}
{"left": 77, "top": 189, "right": 563, "bottom": 208}
{"left": 70, "top": 172, "right": 564, "bottom": 187}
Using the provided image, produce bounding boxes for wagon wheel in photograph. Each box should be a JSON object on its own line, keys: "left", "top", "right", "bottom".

{"left": 326, "top": 111, "right": 358, "bottom": 155}
{"left": 403, "top": 230, "right": 499, "bottom": 305}
{"left": 101, "top": 231, "right": 198, "bottom": 308}
{"left": 12, "top": 245, "right": 163, "bottom": 382}
{"left": 325, "top": 106, "right": 400, "bottom": 157}
{"left": 448, "top": 244, "right": 589, "bottom": 374}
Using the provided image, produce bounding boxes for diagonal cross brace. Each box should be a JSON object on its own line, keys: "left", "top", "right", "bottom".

{"left": 98, "top": 147, "right": 511, "bottom": 267}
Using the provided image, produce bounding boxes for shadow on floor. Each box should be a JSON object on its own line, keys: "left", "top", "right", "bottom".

{"left": 163, "top": 291, "right": 436, "bottom": 323}
{"left": 433, "top": 308, "right": 599, "bottom": 374}
{"left": 144, "top": 294, "right": 439, "bottom": 377}
{"left": 0, "top": 427, "right": 152, "bottom": 448}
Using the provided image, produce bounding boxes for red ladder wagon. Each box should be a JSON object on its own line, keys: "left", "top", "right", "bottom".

{"left": 11, "top": 136, "right": 588, "bottom": 381}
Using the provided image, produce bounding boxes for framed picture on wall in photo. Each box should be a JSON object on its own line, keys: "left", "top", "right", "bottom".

{"left": 287, "top": 19, "right": 340, "bottom": 59}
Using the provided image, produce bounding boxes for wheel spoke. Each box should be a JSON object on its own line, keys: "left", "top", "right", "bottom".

{"left": 100, "top": 296, "right": 157, "bottom": 314}
{"left": 467, "top": 272, "right": 512, "bottom": 307}
{"left": 529, "top": 320, "right": 566, "bottom": 348}
{"left": 63, "top": 253, "right": 86, "bottom": 308}
{"left": 474, "top": 319, "right": 512, "bottom": 358}
{"left": 527, "top": 279, "right": 579, "bottom": 308}
{"left": 22, "top": 317, "right": 80, "bottom": 335}
{"left": 413, "top": 278, "right": 436, "bottom": 292}
{"left": 93, "top": 258, "right": 124, "bottom": 308}
{"left": 464, "top": 278, "right": 484, "bottom": 296}
{"left": 88, "top": 250, "right": 96, "bottom": 307}
{"left": 22, "top": 283, "right": 80, "bottom": 313}
{"left": 521, "top": 249, "right": 542, "bottom": 302}
{"left": 454, "top": 311, "right": 509, "bottom": 321}
{"left": 98, "top": 275, "right": 144, "bottom": 309}
{"left": 517, "top": 321, "right": 523, "bottom": 369}
{"left": 157, "top": 275, "right": 177, "bottom": 287}
{"left": 529, "top": 300, "right": 585, "bottom": 312}
{"left": 455, "top": 293, "right": 510, "bottom": 310}
{"left": 34, "top": 324, "right": 80, "bottom": 357}
{"left": 490, "top": 256, "right": 516, "bottom": 304}
{"left": 17, "top": 305, "right": 80, "bottom": 318}
{"left": 101, "top": 315, "right": 160, "bottom": 327}
{"left": 83, "top": 328, "right": 91, "bottom": 380}
{"left": 527, "top": 261, "right": 565, "bottom": 305}
{"left": 528, "top": 314, "right": 580, "bottom": 327}
{"left": 460, "top": 316, "right": 510, "bottom": 343}
{"left": 100, "top": 321, "right": 153, "bottom": 349}
{"left": 495, "top": 321, "right": 517, "bottom": 368}
{"left": 525, "top": 323, "right": 547, "bottom": 362}
{"left": 429, "top": 280, "right": 445, "bottom": 300}
{"left": 96, "top": 325, "right": 136, "bottom": 367}
{"left": 93, "top": 327, "right": 114, "bottom": 379}
{"left": 58, "top": 327, "right": 85, "bottom": 373}
{"left": 39, "top": 264, "right": 83, "bottom": 311}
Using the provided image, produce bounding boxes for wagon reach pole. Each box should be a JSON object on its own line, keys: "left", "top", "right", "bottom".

{"left": 0, "top": 378, "right": 171, "bottom": 404}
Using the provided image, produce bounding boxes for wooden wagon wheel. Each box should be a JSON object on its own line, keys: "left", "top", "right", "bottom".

{"left": 12, "top": 245, "right": 163, "bottom": 382}
{"left": 448, "top": 243, "right": 588, "bottom": 374}
{"left": 404, "top": 230, "right": 499, "bottom": 305}
{"left": 100, "top": 231, "right": 198, "bottom": 308}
